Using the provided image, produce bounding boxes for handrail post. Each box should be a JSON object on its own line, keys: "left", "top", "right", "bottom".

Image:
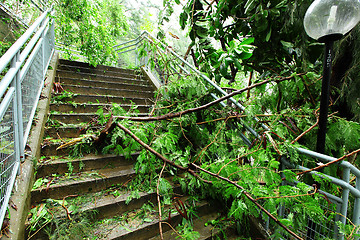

{"left": 11, "top": 51, "right": 24, "bottom": 168}
{"left": 353, "top": 177, "right": 360, "bottom": 238}
{"left": 40, "top": 15, "right": 46, "bottom": 75}
{"left": 339, "top": 167, "right": 350, "bottom": 240}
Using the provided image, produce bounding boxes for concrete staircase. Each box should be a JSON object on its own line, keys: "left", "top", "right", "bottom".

{"left": 26, "top": 59, "right": 241, "bottom": 239}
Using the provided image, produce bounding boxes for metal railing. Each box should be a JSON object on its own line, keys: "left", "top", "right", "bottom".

{"left": 0, "top": 8, "right": 54, "bottom": 227}
{"left": 116, "top": 31, "right": 360, "bottom": 239}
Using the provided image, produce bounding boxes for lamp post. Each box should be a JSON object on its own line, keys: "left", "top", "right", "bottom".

{"left": 304, "top": 0, "right": 360, "bottom": 154}
{"left": 303, "top": 1, "right": 360, "bottom": 239}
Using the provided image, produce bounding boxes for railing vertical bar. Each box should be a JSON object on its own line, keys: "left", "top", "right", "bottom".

{"left": 0, "top": 161, "right": 19, "bottom": 230}
{"left": 12, "top": 52, "right": 24, "bottom": 165}
{"left": 0, "top": 88, "right": 15, "bottom": 120}
{"left": 339, "top": 167, "right": 350, "bottom": 240}
{"left": 353, "top": 177, "right": 360, "bottom": 239}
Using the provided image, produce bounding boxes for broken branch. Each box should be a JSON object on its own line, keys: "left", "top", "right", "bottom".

{"left": 294, "top": 148, "right": 360, "bottom": 178}
{"left": 117, "top": 123, "right": 303, "bottom": 240}
{"left": 189, "top": 163, "right": 303, "bottom": 240}
{"left": 115, "top": 74, "right": 303, "bottom": 122}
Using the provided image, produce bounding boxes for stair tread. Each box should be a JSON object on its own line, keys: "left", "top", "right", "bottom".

{"left": 38, "top": 153, "right": 137, "bottom": 165}
{"left": 36, "top": 153, "right": 138, "bottom": 178}
{"left": 97, "top": 200, "right": 209, "bottom": 240}
{"left": 50, "top": 103, "right": 152, "bottom": 107}
{"left": 56, "top": 69, "right": 145, "bottom": 83}
{"left": 61, "top": 83, "right": 153, "bottom": 92}
{"left": 51, "top": 93, "right": 154, "bottom": 104}
{"left": 49, "top": 103, "right": 152, "bottom": 114}
{"left": 149, "top": 211, "right": 222, "bottom": 240}
{"left": 50, "top": 112, "right": 149, "bottom": 116}
{"left": 58, "top": 64, "right": 139, "bottom": 78}
{"left": 56, "top": 77, "right": 153, "bottom": 90}
{"left": 31, "top": 166, "right": 136, "bottom": 204}
{"left": 58, "top": 59, "right": 137, "bottom": 74}
{"left": 56, "top": 74, "right": 149, "bottom": 85}
{"left": 32, "top": 166, "right": 135, "bottom": 191}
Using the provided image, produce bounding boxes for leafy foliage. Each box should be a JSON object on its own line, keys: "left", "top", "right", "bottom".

{"left": 55, "top": 0, "right": 128, "bottom": 66}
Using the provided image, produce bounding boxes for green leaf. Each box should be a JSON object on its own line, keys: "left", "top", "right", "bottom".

{"left": 244, "top": 0, "right": 257, "bottom": 14}
{"left": 229, "top": 199, "right": 247, "bottom": 219}
{"left": 158, "top": 178, "right": 172, "bottom": 196}
{"left": 240, "top": 37, "right": 255, "bottom": 46}
{"left": 281, "top": 40, "right": 293, "bottom": 48}
{"left": 266, "top": 28, "right": 272, "bottom": 42}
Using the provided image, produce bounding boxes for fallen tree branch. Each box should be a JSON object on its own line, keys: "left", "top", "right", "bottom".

{"left": 291, "top": 111, "right": 337, "bottom": 144}
{"left": 115, "top": 74, "right": 304, "bottom": 122}
{"left": 189, "top": 163, "right": 303, "bottom": 240}
{"left": 116, "top": 123, "right": 211, "bottom": 183}
{"left": 117, "top": 123, "right": 303, "bottom": 240}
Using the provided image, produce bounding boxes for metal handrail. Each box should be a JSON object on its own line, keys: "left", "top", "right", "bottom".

{"left": 116, "top": 31, "right": 360, "bottom": 237}
{"left": 0, "top": 8, "right": 54, "bottom": 228}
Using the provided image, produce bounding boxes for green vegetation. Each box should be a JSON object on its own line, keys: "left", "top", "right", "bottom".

{"left": 10, "top": 0, "right": 360, "bottom": 238}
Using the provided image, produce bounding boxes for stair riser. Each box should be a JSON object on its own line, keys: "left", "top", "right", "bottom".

{"left": 41, "top": 144, "right": 71, "bottom": 156}
{"left": 87, "top": 186, "right": 182, "bottom": 220}
{"left": 56, "top": 70, "right": 147, "bottom": 85}
{"left": 31, "top": 171, "right": 135, "bottom": 204}
{"left": 51, "top": 114, "right": 96, "bottom": 125}
{"left": 49, "top": 113, "right": 148, "bottom": 126}
{"left": 50, "top": 104, "right": 150, "bottom": 114}
{"left": 58, "top": 65, "right": 138, "bottom": 78}
{"left": 45, "top": 127, "right": 96, "bottom": 138}
{"left": 53, "top": 95, "right": 153, "bottom": 105}
{"left": 36, "top": 155, "right": 137, "bottom": 178}
{"left": 95, "top": 193, "right": 156, "bottom": 220}
{"left": 59, "top": 59, "right": 136, "bottom": 75}
{"left": 56, "top": 77, "right": 154, "bottom": 92}
{"left": 62, "top": 85, "right": 154, "bottom": 98}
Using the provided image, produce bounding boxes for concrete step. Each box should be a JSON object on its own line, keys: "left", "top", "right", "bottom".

{"left": 55, "top": 77, "right": 154, "bottom": 92}
{"left": 49, "top": 112, "right": 149, "bottom": 125}
{"left": 58, "top": 63, "right": 138, "bottom": 79}
{"left": 59, "top": 59, "right": 137, "bottom": 76}
{"left": 50, "top": 103, "right": 151, "bottom": 114}
{"left": 51, "top": 93, "right": 153, "bottom": 105}
{"left": 45, "top": 126, "right": 99, "bottom": 138}
{"left": 61, "top": 84, "right": 154, "bottom": 98}
{"left": 31, "top": 166, "right": 136, "bottom": 204}
{"left": 56, "top": 69, "right": 148, "bottom": 85}
{"left": 36, "top": 153, "right": 138, "bottom": 178}
{"left": 98, "top": 200, "right": 212, "bottom": 240}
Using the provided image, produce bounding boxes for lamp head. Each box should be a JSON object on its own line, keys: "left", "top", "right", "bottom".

{"left": 304, "top": 0, "right": 360, "bottom": 42}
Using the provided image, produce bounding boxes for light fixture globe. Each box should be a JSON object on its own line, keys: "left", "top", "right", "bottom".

{"left": 304, "top": 0, "right": 360, "bottom": 42}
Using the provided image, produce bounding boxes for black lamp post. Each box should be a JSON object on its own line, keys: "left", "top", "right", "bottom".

{"left": 304, "top": 0, "right": 360, "bottom": 154}
{"left": 303, "top": 1, "right": 360, "bottom": 238}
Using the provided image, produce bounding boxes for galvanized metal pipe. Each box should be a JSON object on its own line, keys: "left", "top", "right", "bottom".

{"left": 0, "top": 10, "right": 49, "bottom": 73}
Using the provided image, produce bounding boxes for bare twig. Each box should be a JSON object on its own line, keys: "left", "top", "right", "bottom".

{"left": 247, "top": 71, "right": 253, "bottom": 99}
{"left": 157, "top": 163, "right": 166, "bottom": 240}
{"left": 291, "top": 118, "right": 319, "bottom": 144}
{"left": 194, "top": 117, "right": 229, "bottom": 164}
{"left": 293, "top": 148, "right": 360, "bottom": 178}
{"left": 255, "top": 185, "right": 317, "bottom": 201}
{"left": 291, "top": 111, "right": 337, "bottom": 144}
{"left": 62, "top": 195, "right": 78, "bottom": 221}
